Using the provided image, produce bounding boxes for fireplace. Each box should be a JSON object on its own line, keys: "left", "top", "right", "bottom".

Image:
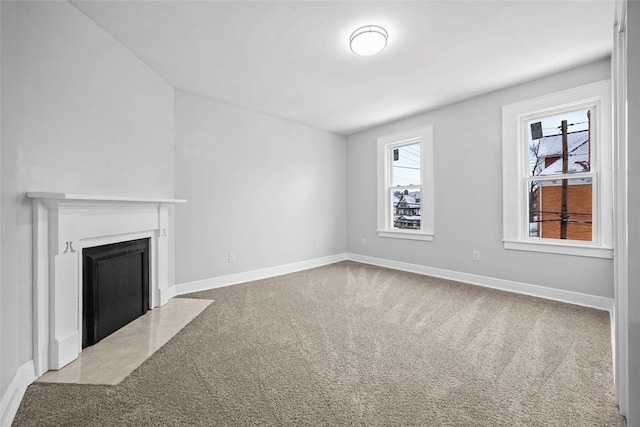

{"left": 82, "top": 238, "right": 150, "bottom": 348}
{"left": 28, "top": 192, "right": 186, "bottom": 375}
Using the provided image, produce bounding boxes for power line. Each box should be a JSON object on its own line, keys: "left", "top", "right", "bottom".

{"left": 393, "top": 165, "right": 420, "bottom": 170}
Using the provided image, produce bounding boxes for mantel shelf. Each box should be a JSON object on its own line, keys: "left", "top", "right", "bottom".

{"left": 27, "top": 192, "right": 186, "bottom": 204}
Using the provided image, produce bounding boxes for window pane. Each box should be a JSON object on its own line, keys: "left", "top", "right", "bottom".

{"left": 392, "top": 189, "right": 421, "bottom": 230}
{"left": 528, "top": 177, "right": 592, "bottom": 241}
{"left": 528, "top": 108, "right": 591, "bottom": 177}
{"left": 391, "top": 142, "right": 421, "bottom": 186}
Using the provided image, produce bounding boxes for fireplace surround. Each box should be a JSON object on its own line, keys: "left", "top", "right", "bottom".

{"left": 28, "top": 193, "right": 186, "bottom": 376}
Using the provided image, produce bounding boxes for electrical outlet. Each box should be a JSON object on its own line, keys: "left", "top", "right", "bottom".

{"left": 361, "top": 238, "right": 366, "bottom": 246}
{"left": 228, "top": 252, "right": 236, "bottom": 263}
{"left": 472, "top": 250, "right": 480, "bottom": 261}
{"left": 315, "top": 241, "right": 320, "bottom": 249}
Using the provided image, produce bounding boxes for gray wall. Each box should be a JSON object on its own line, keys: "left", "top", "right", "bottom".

{"left": 346, "top": 58, "right": 613, "bottom": 298}
{"left": 625, "top": 1, "right": 640, "bottom": 424}
{"left": 174, "top": 91, "right": 347, "bottom": 284}
{"left": 0, "top": 0, "right": 175, "bottom": 403}
{"left": 0, "top": 0, "right": 626, "bottom": 422}
{"left": 0, "top": 0, "right": 3, "bottom": 398}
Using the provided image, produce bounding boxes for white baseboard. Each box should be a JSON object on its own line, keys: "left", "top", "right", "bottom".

{"left": 347, "top": 253, "right": 614, "bottom": 312}
{"left": 159, "top": 286, "right": 176, "bottom": 306}
{"left": 0, "top": 361, "right": 36, "bottom": 427}
{"left": 176, "top": 253, "right": 348, "bottom": 295}
{"left": 53, "top": 331, "right": 79, "bottom": 371}
{"left": 175, "top": 251, "right": 612, "bottom": 312}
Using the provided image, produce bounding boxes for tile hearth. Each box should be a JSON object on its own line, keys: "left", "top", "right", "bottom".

{"left": 37, "top": 298, "right": 213, "bottom": 385}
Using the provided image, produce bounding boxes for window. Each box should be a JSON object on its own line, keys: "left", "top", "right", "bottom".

{"left": 502, "top": 80, "right": 612, "bottom": 258}
{"left": 377, "top": 125, "right": 434, "bottom": 241}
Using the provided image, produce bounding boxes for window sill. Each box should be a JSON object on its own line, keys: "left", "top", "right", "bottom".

{"left": 377, "top": 230, "right": 434, "bottom": 241}
{"left": 503, "top": 239, "right": 613, "bottom": 259}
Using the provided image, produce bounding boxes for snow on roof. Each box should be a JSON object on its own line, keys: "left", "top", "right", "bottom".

{"left": 537, "top": 129, "right": 589, "bottom": 158}
{"left": 538, "top": 129, "right": 590, "bottom": 176}
{"left": 393, "top": 195, "right": 419, "bottom": 204}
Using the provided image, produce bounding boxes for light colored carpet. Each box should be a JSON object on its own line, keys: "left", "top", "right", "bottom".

{"left": 13, "top": 261, "right": 625, "bottom": 426}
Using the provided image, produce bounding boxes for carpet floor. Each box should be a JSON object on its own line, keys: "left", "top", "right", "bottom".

{"left": 13, "top": 261, "right": 625, "bottom": 426}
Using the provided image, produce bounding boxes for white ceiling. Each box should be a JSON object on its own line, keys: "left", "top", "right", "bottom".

{"left": 72, "top": 1, "right": 615, "bottom": 135}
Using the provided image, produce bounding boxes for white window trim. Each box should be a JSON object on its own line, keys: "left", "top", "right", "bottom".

{"left": 377, "top": 125, "right": 434, "bottom": 241}
{"left": 502, "top": 80, "right": 613, "bottom": 259}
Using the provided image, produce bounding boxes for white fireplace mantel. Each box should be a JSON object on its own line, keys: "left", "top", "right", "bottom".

{"left": 28, "top": 192, "right": 186, "bottom": 376}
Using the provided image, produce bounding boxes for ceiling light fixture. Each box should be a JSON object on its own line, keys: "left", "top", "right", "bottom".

{"left": 349, "top": 25, "right": 388, "bottom": 56}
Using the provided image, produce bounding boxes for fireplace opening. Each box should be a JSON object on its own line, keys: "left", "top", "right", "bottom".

{"left": 82, "top": 238, "right": 150, "bottom": 348}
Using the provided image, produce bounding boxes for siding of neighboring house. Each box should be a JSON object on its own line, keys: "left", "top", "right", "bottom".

{"left": 538, "top": 183, "right": 592, "bottom": 241}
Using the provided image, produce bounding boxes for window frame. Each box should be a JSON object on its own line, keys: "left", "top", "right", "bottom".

{"left": 377, "top": 125, "right": 434, "bottom": 241}
{"left": 502, "top": 80, "right": 612, "bottom": 258}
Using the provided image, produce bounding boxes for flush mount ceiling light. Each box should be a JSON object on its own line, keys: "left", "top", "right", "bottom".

{"left": 349, "top": 25, "right": 388, "bottom": 56}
